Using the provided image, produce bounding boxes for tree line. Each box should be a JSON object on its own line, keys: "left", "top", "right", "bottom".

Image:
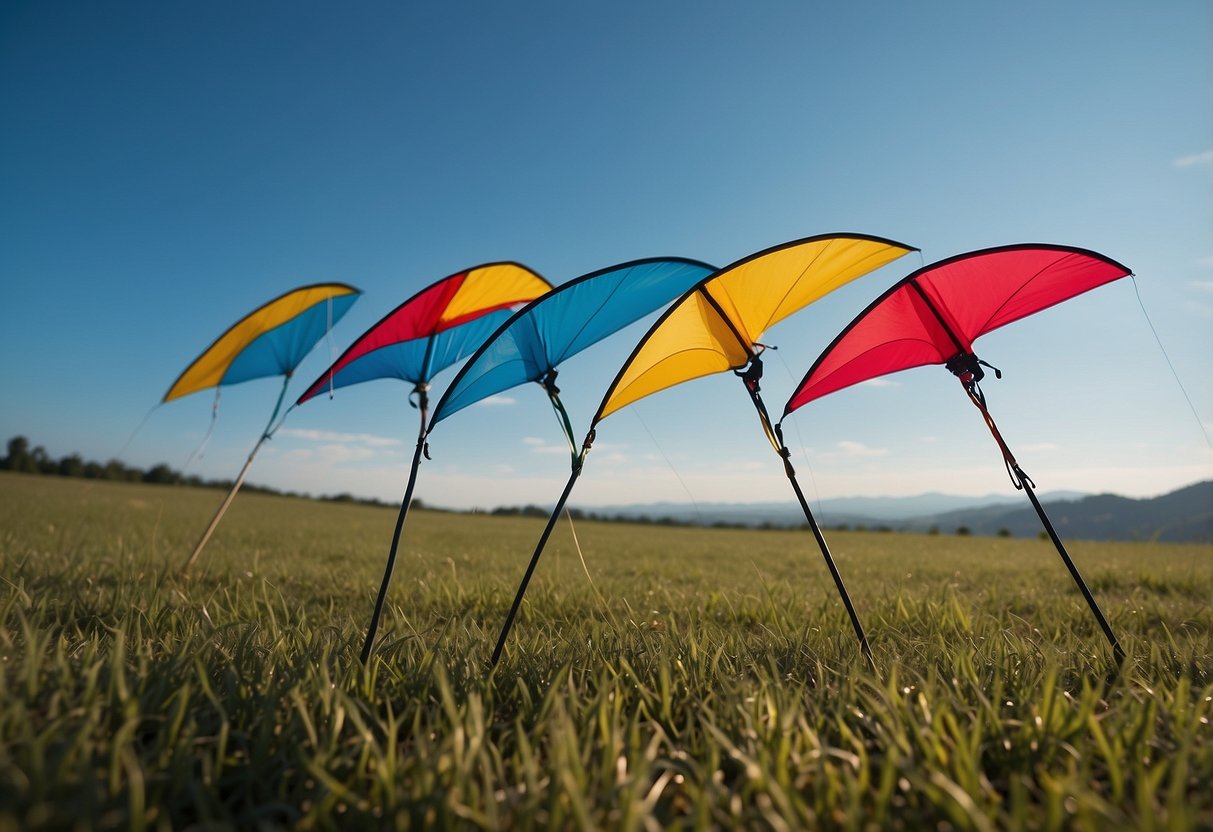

{"left": 0, "top": 435, "right": 394, "bottom": 506}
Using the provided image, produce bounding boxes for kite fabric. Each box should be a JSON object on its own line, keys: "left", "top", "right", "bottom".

{"left": 164, "top": 283, "right": 361, "bottom": 402}
{"left": 487, "top": 234, "right": 918, "bottom": 667}
{"left": 296, "top": 263, "right": 552, "bottom": 404}
{"left": 784, "top": 245, "right": 1132, "bottom": 414}
{"left": 781, "top": 244, "right": 1132, "bottom": 662}
{"left": 597, "top": 234, "right": 918, "bottom": 423}
{"left": 428, "top": 257, "right": 718, "bottom": 431}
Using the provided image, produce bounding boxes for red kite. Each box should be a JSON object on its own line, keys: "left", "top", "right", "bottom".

{"left": 784, "top": 244, "right": 1132, "bottom": 662}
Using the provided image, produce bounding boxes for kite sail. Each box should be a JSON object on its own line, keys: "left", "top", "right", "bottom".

{"left": 784, "top": 244, "right": 1132, "bottom": 661}
{"left": 296, "top": 263, "right": 552, "bottom": 405}
{"left": 170, "top": 282, "right": 362, "bottom": 571}
{"left": 358, "top": 257, "right": 717, "bottom": 662}
{"left": 294, "top": 263, "right": 553, "bottom": 661}
{"left": 488, "top": 234, "right": 917, "bottom": 666}
{"left": 430, "top": 257, "right": 718, "bottom": 452}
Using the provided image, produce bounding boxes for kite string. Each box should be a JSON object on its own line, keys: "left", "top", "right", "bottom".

{"left": 563, "top": 508, "right": 610, "bottom": 614}
{"left": 772, "top": 349, "right": 826, "bottom": 518}
{"left": 111, "top": 403, "right": 159, "bottom": 465}
{"left": 326, "top": 296, "right": 336, "bottom": 399}
{"left": 1132, "top": 276, "right": 1213, "bottom": 450}
{"left": 630, "top": 405, "right": 705, "bottom": 525}
{"left": 182, "top": 388, "right": 221, "bottom": 472}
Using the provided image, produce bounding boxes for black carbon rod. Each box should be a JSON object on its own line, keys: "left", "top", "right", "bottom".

{"left": 1015, "top": 464, "right": 1125, "bottom": 664}
{"left": 784, "top": 467, "right": 874, "bottom": 665}
{"left": 490, "top": 464, "right": 583, "bottom": 668}
{"left": 360, "top": 419, "right": 427, "bottom": 664}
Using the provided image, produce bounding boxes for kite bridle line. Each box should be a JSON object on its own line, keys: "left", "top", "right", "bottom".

{"left": 945, "top": 350, "right": 1125, "bottom": 665}
{"left": 540, "top": 368, "right": 580, "bottom": 468}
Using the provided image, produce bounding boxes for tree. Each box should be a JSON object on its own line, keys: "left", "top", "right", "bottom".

{"left": 3, "top": 436, "right": 36, "bottom": 473}
{"left": 58, "top": 453, "right": 85, "bottom": 478}
{"left": 956, "top": 526, "right": 972, "bottom": 536}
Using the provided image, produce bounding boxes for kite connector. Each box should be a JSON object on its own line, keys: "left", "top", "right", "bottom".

{"left": 541, "top": 367, "right": 561, "bottom": 396}
{"left": 409, "top": 382, "right": 431, "bottom": 411}
{"left": 736, "top": 354, "right": 765, "bottom": 394}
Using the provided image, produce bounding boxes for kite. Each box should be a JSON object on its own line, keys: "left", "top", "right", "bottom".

{"left": 169, "top": 282, "right": 362, "bottom": 571}
{"left": 294, "top": 262, "right": 553, "bottom": 656}
{"left": 488, "top": 234, "right": 918, "bottom": 666}
{"left": 784, "top": 244, "right": 1131, "bottom": 662}
{"left": 357, "top": 257, "right": 717, "bottom": 662}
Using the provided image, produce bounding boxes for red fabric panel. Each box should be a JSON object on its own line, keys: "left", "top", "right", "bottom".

{"left": 786, "top": 246, "right": 1130, "bottom": 414}
{"left": 296, "top": 272, "right": 464, "bottom": 403}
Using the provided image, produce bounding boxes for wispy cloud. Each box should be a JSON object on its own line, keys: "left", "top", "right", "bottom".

{"left": 860, "top": 378, "right": 899, "bottom": 388}
{"left": 836, "top": 440, "right": 888, "bottom": 457}
{"left": 1190, "top": 280, "right": 1213, "bottom": 292}
{"left": 283, "top": 444, "right": 376, "bottom": 464}
{"left": 475, "top": 395, "right": 516, "bottom": 407}
{"left": 522, "top": 437, "right": 546, "bottom": 446}
{"left": 1173, "top": 149, "right": 1213, "bottom": 168}
{"left": 278, "top": 428, "right": 400, "bottom": 447}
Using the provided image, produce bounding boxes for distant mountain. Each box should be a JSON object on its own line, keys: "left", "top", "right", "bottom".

{"left": 584, "top": 490, "right": 1088, "bottom": 527}
{"left": 900, "top": 481, "right": 1213, "bottom": 542}
{"left": 578, "top": 481, "right": 1213, "bottom": 542}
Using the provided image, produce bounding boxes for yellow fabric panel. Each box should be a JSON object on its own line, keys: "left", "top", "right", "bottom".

{"left": 599, "top": 292, "right": 749, "bottom": 420}
{"left": 596, "top": 235, "right": 914, "bottom": 422}
{"left": 705, "top": 236, "right": 913, "bottom": 345}
{"left": 165, "top": 284, "right": 357, "bottom": 401}
{"left": 441, "top": 263, "right": 552, "bottom": 324}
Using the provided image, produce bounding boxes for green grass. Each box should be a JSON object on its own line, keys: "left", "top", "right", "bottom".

{"left": 1, "top": 471, "right": 1210, "bottom": 830}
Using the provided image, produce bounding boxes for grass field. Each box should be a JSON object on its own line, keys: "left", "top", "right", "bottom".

{"left": 0, "top": 471, "right": 1210, "bottom": 830}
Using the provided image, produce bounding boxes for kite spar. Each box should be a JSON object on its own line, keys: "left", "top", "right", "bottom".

{"left": 784, "top": 245, "right": 1131, "bottom": 663}
{"left": 170, "top": 283, "right": 362, "bottom": 572}
{"left": 295, "top": 263, "right": 553, "bottom": 662}
{"left": 487, "top": 234, "right": 917, "bottom": 667}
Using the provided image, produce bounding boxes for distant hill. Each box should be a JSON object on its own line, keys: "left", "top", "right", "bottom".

{"left": 579, "top": 481, "right": 1213, "bottom": 542}
{"left": 900, "top": 481, "right": 1213, "bottom": 542}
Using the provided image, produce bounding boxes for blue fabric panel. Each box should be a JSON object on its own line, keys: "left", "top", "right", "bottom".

{"left": 222, "top": 293, "right": 359, "bottom": 386}
{"left": 431, "top": 259, "right": 714, "bottom": 426}
{"left": 316, "top": 307, "right": 515, "bottom": 394}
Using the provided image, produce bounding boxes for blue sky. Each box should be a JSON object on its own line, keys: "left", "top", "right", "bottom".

{"left": 2, "top": 1, "right": 1210, "bottom": 510}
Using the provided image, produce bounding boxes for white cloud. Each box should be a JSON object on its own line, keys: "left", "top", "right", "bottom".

{"left": 836, "top": 440, "right": 888, "bottom": 457}
{"left": 1173, "top": 149, "right": 1213, "bottom": 168}
{"left": 1190, "top": 279, "right": 1213, "bottom": 292}
{"left": 475, "top": 395, "right": 516, "bottom": 407}
{"left": 282, "top": 443, "right": 376, "bottom": 465}
{"left": 860, "top": 378, "right": 899, "bottom": 388}
{"left": 522, "top": 437, "right": 546, "bottom": 446}
{"left": 277, "top": 428, "right": 401, "bottom": 447}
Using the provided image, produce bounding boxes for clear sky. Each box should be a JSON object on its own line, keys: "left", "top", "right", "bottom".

{"left": 2, "top": 1, "right": 1210, "bottom": 511}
